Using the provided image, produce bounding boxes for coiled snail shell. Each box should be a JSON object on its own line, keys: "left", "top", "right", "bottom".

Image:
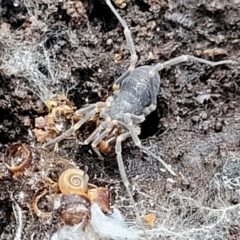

{"left": 4, "top": 143, "right": 32, "bottom": 173}
{"left": 58, "top": 168, "right": 89, "bottom": 199}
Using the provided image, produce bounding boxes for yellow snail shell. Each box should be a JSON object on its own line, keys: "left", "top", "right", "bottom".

{"left": 58, "top": 169, "right": 89, "bottom": 199}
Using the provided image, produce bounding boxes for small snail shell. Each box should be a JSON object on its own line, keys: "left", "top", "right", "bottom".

{"left": 58, "top": 169, "right": 89, "bottom": 199}
{"left": 4, "top": 143, "right": 32, "bottom": 173}
{"left": 97, "top": 140, "right": 112, "bottom": 154}
{"left": 32, "top": 189, "right": 52, "bottom": 220}
{"left": 60, "top": 194, "right": 91, "bottom": 228}
{"left": 88, "top": 187, "right": 111, "bottom": 214}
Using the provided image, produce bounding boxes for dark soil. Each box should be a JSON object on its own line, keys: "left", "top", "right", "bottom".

{"left": 0, "top": 0, "right": 240, "bottom": 239}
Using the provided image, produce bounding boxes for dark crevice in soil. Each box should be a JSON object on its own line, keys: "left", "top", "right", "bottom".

{"left": 0, "top": 199, "right": 12, "bottom": 235}
{"left": 134, "top": 0, "right": 150, "bottom": 12}
{"left": 53, "top": 6, "right": 71, "bottom": 24}
{"left": 0, "top": 0, "right": 27, "bottom": 28}
{"left": 84, "top": 0, "right": 119, "bottom": 32}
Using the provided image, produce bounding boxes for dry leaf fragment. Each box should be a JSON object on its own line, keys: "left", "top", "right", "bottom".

{"left": 0, "top": 22, "right": 11, "bottom": 36}
{"left": 22, "top": 116, "right": 31, "bottom": 126}
{"left": 203, "top": 48, "right": 228, "bottom": 57}
{"left": 35, "top": 116, "right": 46, "bottom": 129}
{"left": 46, "top": 100, "right": 58, "bottom": 111}
{"left": 57, "top": 95, "right": 74, "bottom": 107}
{"left": 114, "top": 53, "right": 123, "bottom": 63}
{"left": 50, "top": 105, "right": 74, "bottom": 119}
{"left": 144, "top": 212, "right": 156, "bottom": 227}
{"left": 114, "top": 0, "right": 127, "bottom": 8}
{"left": 33, "top": 129, "right": 57, "bottom": 143}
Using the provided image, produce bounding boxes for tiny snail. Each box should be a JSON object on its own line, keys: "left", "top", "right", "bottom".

{"left": 32, "top": 189, "right": 52, "bottom": 220}
{"left": 58, "top": 168, "right": 89, "bottom": 199}
{"left": 88, "top": 187, "right": 111, "bottom": 214}
{"left": 97, "top": 140, "right": 112, "bottom": 154}
{"left": 57, "top": 168, "right": 91, "bottom": 228}
{"left": 59, "top": 194, "right": 91, "bottom": 228}
{"left": 57, "top": 167, "right": 111, "bottom": 227}
{"left": 4, "top": 143, "right": 32, "bottom": 173}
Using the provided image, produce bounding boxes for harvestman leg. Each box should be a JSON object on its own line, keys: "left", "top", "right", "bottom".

{"left": 43, "top": 98, "right": 114, "bottom": 148}
{"left": 76, "top": 96, "right": 114, "bottom": 115}
{"left": 91, "top": 130, "right": 109, "bottom": 159}
{"left": 149, "top": 55, "right": 235, "bottom": 78}
{"left": 157, "top": 55, "right": 235, "bottom": 71}
{"left": 83, "top": 121, "right": 108, "bottom": 145}
{"left": 146, "top": 55, "right": 236, "bottom": 113}
{"left": 129, "top": 125, "right": 176, "bottom": 176}
{"left": 91, "top": 127, "right": 113, "bottom": 159}
{"left": 115, "top": 132, "right": 149, "bottom": 240}
{"left": 124, "top": 113, "right": 176, "bottom": 176}
{"left": 105, "top": 0, "right": 138, "bottom": 84}
{"left": 124, "top": 113, "right": 145, "bottom": 125}
{"left": 43, "top": 109, "right": 96, "bottom": 147}
{"left": 81, "top": 119, "right": 116, "bottom": 159}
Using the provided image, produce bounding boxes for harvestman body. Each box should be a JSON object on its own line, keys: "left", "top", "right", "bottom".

{"left": 43, "top": 0, "right": 235, "bottom": 238}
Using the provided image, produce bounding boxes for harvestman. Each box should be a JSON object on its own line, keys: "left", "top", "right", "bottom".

{"left": 43, "top": 0, "right": 236, "bottom": 238}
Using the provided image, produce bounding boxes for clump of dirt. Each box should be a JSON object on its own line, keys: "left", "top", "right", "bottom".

{"left": 0, "top": 0, "right": 240, "bottom": 239}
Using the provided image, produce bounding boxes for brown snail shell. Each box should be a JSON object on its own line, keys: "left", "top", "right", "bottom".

{"left": 58, "top": 168, "right": 90, "bottom": 199}
{"left": 97, "top": 140, "right": 112, "bottom": 154}
{"left": 32, "top": 189, "right": 52, "bottom": 220}
{"left": 4, "top": 143, "right": 32, "bottom": 173}
{"left": 88, "top": 187, "right": 111, "bottom": 214}
{"left": 60, "top": 194, "right": 91, "bottom": 228}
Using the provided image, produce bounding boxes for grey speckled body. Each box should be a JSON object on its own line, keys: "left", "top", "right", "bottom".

{"left": 107, "top": 66, "right": 160, "bottom": 122}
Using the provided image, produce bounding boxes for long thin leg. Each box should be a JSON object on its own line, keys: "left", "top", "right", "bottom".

{"left": 91, "top": 129, "right": 110, "bottom": 159}
{"left": 106, "top": 0, "right": 138, "bottom": 82}
{"left": 124, "top": 113, "right": 145, "bottom": 125}
{"left": 129, "top": 125, "right": 176, "bottom": 176}
{"left": 145, "top": 71, "right": 161, "bottom": 114}
{"left": 150, "top": 55, "right": 236, "bottom": 76}
{"left": 146, "top": 55, "right": 236, "bottom": 113}
{"left": 75, "top": 103, "right": 96, "bottom": 115}
{"left": 43, "top": 109, "right": 96, "bottom": 147}
{"left": 76, "top": 96, "right": 114, "bottom": 115}
{"left": 115, "top": 132, "right": 149, "bottom": 240}
{"left": 101, "top": 112, "right": 130, "bottom": 131}
{"left": 149, "top": 76, "right": 158, "bottom": 106}
{"left": 43, "top": 97, "right": 115, "bottom": 148}
{"left": 119, "top": 115, "right": 174, "bottom": 175}
{"left": 91, "top": 121, "right": 115, "bottom": 158}
{"left": 83, "top": 121, "right": 109, "bottom": 145}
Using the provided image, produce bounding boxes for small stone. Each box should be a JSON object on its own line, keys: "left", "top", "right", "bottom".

{"left": 200, "top": 111, "right": 208, "bottom": 120}
{"left": 192, "top": 115, "right": 200, "bottom": 123}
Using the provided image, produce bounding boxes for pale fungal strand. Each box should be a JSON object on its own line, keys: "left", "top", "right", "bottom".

{"left": 58, "top": 169, "right": 90, "bottom": 198}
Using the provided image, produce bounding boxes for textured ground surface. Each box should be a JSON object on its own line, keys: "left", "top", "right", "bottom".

{"left": 0, "top": 0, "right": 240, "bottom": 239}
